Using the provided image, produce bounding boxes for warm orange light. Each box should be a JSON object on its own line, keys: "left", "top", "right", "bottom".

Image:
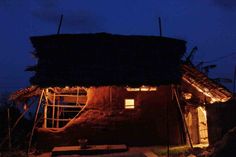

{"left": 23, "top": 104, "right": 27, "bottom": 111}
{"left": 183, "top": 92, "right": 192, "bottom": 100}
{"left": 126, "top": 86, "right": 157, "bottom": 92}
{"left": 126, "top": 88, "right": 140, "bottom": 91}
{"left": 182, "top": 76, "right": 231, "bottom": 103}
{"left": 197, "top": 106, "right": 209, "bottom": 145}
{"left": 125, "top": 99, "right": 135, "bottom": 109}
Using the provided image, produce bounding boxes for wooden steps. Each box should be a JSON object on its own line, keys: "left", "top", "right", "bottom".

{"left": 51, "top": 144, "right": 128, "bottom": 156}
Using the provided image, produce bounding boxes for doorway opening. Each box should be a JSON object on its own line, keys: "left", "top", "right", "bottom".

{"left": 197, "top": 106, "right": 209, "bottom": 144}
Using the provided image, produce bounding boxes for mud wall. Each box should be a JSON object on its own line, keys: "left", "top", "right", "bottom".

{"left": 36, "top": 85, "right": 185, "bottom": 150}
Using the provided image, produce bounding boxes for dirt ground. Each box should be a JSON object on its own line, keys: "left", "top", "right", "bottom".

{"left": 29, "top": 146, "right": 159, "bottom": 157}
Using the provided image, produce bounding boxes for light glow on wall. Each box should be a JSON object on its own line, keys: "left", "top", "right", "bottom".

{"left": 126, "top": 86, "right": 157, "bottom": 92}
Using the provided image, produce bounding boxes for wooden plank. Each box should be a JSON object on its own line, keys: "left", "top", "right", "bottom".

{"left": 46, "top": 118, "right": 71, "bottom": 122}
{"left": 52, "top": 92, "right": 56, "bottom": 128}
{"left": 43, "top": 89, "right": 48, "bottom": 128}
{"left": 56, "top": 104, "right": 60, "bottom": 128}
{"left": 52, "top": 144, "right": 128, "bottom": 156}
{"left": 47, "top": 104, "right": 84, "bottom": 108}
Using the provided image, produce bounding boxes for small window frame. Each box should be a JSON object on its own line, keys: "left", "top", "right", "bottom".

{"left": 124, "top": 99, "right": 135, "bottom": 109}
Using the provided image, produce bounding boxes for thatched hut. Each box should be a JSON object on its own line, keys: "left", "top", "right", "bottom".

{"left": 10, "top": 33, "right": 232, "bottom": 150}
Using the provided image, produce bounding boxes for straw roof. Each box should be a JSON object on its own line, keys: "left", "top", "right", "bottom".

{"left": 28, "top": 33, "right": 186, "bottom": 87}
{"left": 11, "top": 64, "right": 232, "bottom": 103}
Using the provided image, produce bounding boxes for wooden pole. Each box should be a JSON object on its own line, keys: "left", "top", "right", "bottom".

{"left": 233, "top": 65, "right": 236, "bottom": 95}
{"left": 173, "top": 87, "right": 193, "bottom": 149}
{"left": 158, "top": 17, "right": 162, "bottom": 37}
{"left": 43, "top": 89, "right": 48, "bottom": 128}
{"left": 166, "top": 87, "right": 170, "bottom": 157}
{"left": 52, "top": 92, "right": 56, "bottom": 128}
{"left": 28, "top": 90, "right": 44, "bottom": 154}
{"left": 57, "top": 14, "right": 63, "bottom": 34}
{"left": 0, "top": 99, "right": 35, "bottom": 149}
{"left": 76, "top": 86, "right": 79, "bottom": 105}
{"left": 7, "top": 108, "right": 11, "bottom": 150}
{"left": 56, "top": 97, "right": 60, "bottom": 128}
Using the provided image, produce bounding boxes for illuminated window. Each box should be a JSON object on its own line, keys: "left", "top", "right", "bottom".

{"left": 125, "top": 99, "right": 135, "bottom": 109}
{"left": 126, "top": 86, "right": 157, "bottom": 92}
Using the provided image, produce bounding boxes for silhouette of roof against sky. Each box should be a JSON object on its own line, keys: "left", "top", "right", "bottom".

{"left": 0, "top": 0, "right": 236, "bottom": 91}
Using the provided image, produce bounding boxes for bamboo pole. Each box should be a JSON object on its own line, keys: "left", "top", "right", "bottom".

{"left": 28, "top": 90, "right": 44, "bottom": 154}
{"left": 46, "top": 104, "right": 83, "bottom": 108}
{"left": 76, "top": 86, "right": 79, "bottom": 105}
{"left": 56, "top": 97, "right": 60, "bottom": 128}
{"left": 45, "top": 118, "right": 71, "bottom": 121}
{"left": 173, "top": 87, "right": 193, "bottom": 149}
{"left": 0, "top": 99, "right": 35, "bottom": 148}
{"left": 7, "top": 108, "right": 11, "bottom": 151}
{"left": 43, "top": 89, "right": 48, "bottom": 128}
{"left": 166, "top": 87, "right": 170, "bottom": 157}
{"left": 233, "top": 65, "right": 236, "bottom": 95}
{"left": 52, "top": 92, "right": 56, "bottom": 128}
{"left": 57, "top": 14, "right": 63, "bottom": 34}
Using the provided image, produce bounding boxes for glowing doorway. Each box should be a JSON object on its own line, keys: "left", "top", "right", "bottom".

{"left": 197, "top": 106, "right": 209, "bottom": 144}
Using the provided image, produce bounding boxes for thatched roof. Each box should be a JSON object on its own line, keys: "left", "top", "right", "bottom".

{"left": 182, "top": 64, "right": 232, "bottom": 103}
{"left": 9, "top": 86, "right": 41, "bottom": 101}
{"left": 11, "top": 64, "right": 232, "bottom": 103}
{"left": 28, "top": 33, "right": 186, "bottom": 87}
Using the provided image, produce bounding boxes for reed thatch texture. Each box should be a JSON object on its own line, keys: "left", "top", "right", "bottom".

{"left": 28, "top": 33, "right": 186, "bottom": 87}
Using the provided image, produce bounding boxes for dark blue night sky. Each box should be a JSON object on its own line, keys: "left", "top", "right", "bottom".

{"left": 0, "top": 0, "right": 236, "bottom": 92}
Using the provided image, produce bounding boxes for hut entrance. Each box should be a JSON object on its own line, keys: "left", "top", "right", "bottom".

{"left": 185, "top": 106, "right": 209, "bottom": 145}
{"left": 197, "top": 106, "right": 209, "bottom": 144}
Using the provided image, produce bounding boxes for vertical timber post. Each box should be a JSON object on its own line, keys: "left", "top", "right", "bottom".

{"left": 158, "top": 17, "right": 162, "bottom": 37}
{"left": 7, "top": 108, "right": 11, "bottom": 150}
{"left": 76, "top": 86, "right": 79, "bottom": 105}
{"left": 233, "top": 65, "right": 236, "bottom": 95}
{"left": 173, "top": 87, "right": 193, "bottom": 149}
{"left": 43, "top": 89, "right": 48, "bottom": 128}
{"left": 57, "top": 14, "right": 63, "bottom": 34}
{"left": 28, "top": 90, "right": 44, "bottom": 154}
{"left": 52, "top": 92, "right": 56, "bottom": 128}
{"left": 166, "top": 86, "right": 170, "bottom": 157}
{"left": 56, "top": 96, "right": 60, "bottom": 128}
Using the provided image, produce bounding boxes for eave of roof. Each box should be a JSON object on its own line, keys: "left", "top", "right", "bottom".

{"left": 182, "top": 64, "right": 232, "bottom": 103}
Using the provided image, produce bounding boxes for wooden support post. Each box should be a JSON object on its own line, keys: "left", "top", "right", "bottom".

{"left": 173, "top": 87, "right": 193, "bottom": 149}
{"left": 0, "top": 99, "right": 35, "bottom": 149}
{"left": 52, "top": 92, "right": 56, "bottom": 128}
{"left": 166, "top": 87, "right": 170, "bottom": 157}
{"left": 76, "top": 86, "right": 79, "bottom": 105}
{"left": 43, "top": 89, "right": 48, "bottom": 128}
{"left": 7, "top": 108, "right": 11, "bottom": 151}
{"left": 28, "top": 90, "right": 44, "bottom": 154}
{"left": 56, "top": 96, "right": 60, "bottom": 128}
{"left": 158, "top": 17, "right": 162, "bottom": 37}
{"left": 57, "top": 14, "right": 63, "bottom": 34}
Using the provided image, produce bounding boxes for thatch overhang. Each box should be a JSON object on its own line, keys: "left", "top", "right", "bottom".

{"left": 28, "top": 33, "right": 186, "bottom": 87}
{"left": 182, "top": 64, "right": 232, "bottom": 104}
{"left": 9, "top": 86, "right": 41, "bottom": 102}
{"left": 10, "top": 64, "right": 232, "bottom": 103}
